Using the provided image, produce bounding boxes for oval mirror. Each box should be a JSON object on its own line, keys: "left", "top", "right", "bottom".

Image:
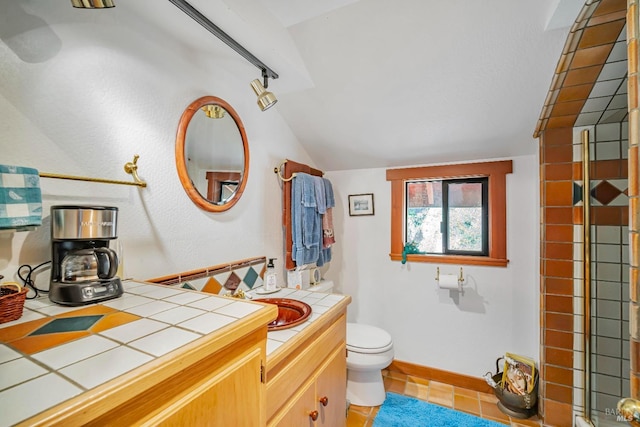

{"left": 175, "top": 96, "right": 249, "bottom": 212}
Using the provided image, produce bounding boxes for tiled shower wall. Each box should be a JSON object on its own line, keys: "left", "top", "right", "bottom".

{"left": 540, "top": 122, "right": 630, "bottom": 426}
{"left": 628, "top": 0, "right": 640, "bottom": 413}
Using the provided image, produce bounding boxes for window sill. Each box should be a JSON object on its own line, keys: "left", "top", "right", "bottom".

{"left": 389, "top": 253, "right": 509, "bottom": 267}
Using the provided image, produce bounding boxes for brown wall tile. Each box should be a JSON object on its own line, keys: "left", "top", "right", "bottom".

{"left": 593, "top": 159, "right": 627, "bottom": 180}
{"left": 630, "top": 146, "right": 639, "bottom": 197}
{"left": 545, "top": 242, "right": 573, "bottom": 260}
{"left": 545, "top": 224, "right": 574, "bottom": 242}
{"left": 546, "top": 295, "right": 574, "bottom": 313}
{"left": 551, "top": 100, "right": 585, "bottom": 117}
{"left": 592, "top": 206, "right": 628, "bottom": 226}
{"left": 593, "top": 0, "right": 627, "bottom": 17}
{"left": 545, "top": 329, "right": 573, "bottom": 350}
{"left": 544, "top": 181, "right": 574, "bottom": 206}
{"left": 556, "top": 83, "right": 594, "bottom": 102}
{"left": 545, "top": 383, "right": 573, "bottom": 404}
{"left": 578, "top": 20, "right": 626, "bottom": 49}
{"left": 589, "top": 9, "right": 627, "bottom": 26}
{"left": 545, "top": 347, "right": 574, "bottom": 368}
{"left": 563, "top": 65, "right": 603, "bottom": 86}
{"left": 545, "top": 312, "right": 574, "bottom": 332}
{"left": 542, "top": 127, "right": 573, "bottom": 146}
{"left": 542, "top": 399, "right": 573, "bottom": 427}
{"left": 573, "top": 206, "right": 584, "bottom": 225}
{"left": 545, "top": 164, "right": 574, "bottom": 181}
{"left": 545, "top": 260, "right": 574, "bottom": 278}
{"left": 545, "top": 207, "right": 574, "bottom": 224}
{"left": 544, "top": 277, "right": 573, "bottom": 296}
{"left": 547, "top": 115, "right": 579, "bottom": 129}
{"left": 570, "top": 44, "right": 613, "bottom": 69}
{"left": 544, "top": 365, "right": 574, "bottom": 387}
{"left": 630, "top": 73, "right": 639, "bottom": 111}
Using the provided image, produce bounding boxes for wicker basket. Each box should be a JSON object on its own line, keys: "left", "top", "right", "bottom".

{"left": 0, "top": 282, "right": 28, "bottom": 324}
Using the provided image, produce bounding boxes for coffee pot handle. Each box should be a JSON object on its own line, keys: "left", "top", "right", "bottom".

{"left": 95, "top": 247, "right": 119, "bottom": 279}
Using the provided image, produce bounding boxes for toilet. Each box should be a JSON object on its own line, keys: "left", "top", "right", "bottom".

{"left": 307, "top": 280, "right": 394, "bottom": 406}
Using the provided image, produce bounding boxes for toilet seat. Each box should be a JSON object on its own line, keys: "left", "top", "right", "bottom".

{"left": 347, "top": 323, "right": 393, "bottom": 354}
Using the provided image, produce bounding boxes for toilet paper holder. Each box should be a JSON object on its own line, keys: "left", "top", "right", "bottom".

{"left": 435, "top": 267, "right": 464, "bottom": 292}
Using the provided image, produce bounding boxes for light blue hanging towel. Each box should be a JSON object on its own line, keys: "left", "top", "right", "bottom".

{"left": 0, "top": 165, "right": 42, "bottom": 231}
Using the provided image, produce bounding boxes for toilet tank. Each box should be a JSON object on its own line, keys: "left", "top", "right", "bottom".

{"left": 308, "top": 280, "right": 334, "bottom": 293}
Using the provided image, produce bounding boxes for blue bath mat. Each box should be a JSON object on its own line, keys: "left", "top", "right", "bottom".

{"left": 372, "top": 392, "right": 503, "bottom": 427}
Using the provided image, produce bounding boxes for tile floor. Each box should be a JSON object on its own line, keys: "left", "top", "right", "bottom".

{"left": 346, "top": 368, "right": 543, "bottom": 427}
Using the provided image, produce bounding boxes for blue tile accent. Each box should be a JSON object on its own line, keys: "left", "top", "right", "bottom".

{"left": 30, "top": 315, "right": 103, "bottom": 335}
{"left": 573, "top": 182, "right": 583, "bottom": 205}
{"left": 243, "top": 266, "right": 259, "bottom": 289}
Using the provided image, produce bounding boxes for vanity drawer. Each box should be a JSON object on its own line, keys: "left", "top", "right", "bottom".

{"left": 266, "top": 314, "right": 346, "bottom": 421}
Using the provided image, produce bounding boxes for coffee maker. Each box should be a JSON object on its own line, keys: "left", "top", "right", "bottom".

{"left": 49, "top": 205, "right": 123, "bottom": 305}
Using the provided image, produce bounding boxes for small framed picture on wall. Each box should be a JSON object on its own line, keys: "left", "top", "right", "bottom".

{"left": 348, "top": 193, "right": 374, "bottom": 216}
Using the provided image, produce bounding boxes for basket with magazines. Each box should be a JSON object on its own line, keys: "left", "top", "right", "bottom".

{"left": 483, "top": 354, "right": 538, "bottom": 419}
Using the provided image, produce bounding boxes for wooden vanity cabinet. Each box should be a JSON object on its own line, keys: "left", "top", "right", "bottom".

{"left": 267, "top": 311, "right": 348, "bottom": 427}
{"left": 21, "top": 306, "right": 276, "bottom": 427}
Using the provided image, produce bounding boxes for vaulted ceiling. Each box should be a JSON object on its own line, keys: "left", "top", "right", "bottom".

{"left": 121, "top": 1, "right": 593, "bottom": 171}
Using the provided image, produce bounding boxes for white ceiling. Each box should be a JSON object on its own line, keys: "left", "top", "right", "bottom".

{"left": 123, "top": 0, "right": 575, "bottom": 171}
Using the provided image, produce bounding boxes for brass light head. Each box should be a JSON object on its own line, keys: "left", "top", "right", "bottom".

{"left": 71, "top": 0, "right": 115, "bottom": 8}
{"left": 250, "top": 78, "right": 277, "bottom": 112}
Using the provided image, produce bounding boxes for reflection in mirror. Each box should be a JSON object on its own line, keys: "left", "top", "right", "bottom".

{"left": 176, "top": 96, "right": 249, "bottom": 212}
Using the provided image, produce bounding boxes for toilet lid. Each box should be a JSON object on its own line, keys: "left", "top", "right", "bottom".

{"left": 346, "top": 323, "right": 393, "bottom": 353}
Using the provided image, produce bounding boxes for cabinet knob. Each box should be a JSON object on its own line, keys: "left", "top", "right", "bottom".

{"left": 309, "top": 410, "right": 319, "bottom": 421}
{"left": 319, "top": 396, "right": 329, "bottom": 406}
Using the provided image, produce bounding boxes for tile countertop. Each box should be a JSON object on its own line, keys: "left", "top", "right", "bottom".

{"left": 0, "top": 280, "right": 348, "bottom": 426}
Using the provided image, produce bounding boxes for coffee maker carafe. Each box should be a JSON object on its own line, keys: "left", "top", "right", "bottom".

{"left": 49, "top": 205, "right": 123, "bottom": 305}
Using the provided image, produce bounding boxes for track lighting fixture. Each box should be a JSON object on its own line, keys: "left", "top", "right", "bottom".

{"left": 71, "top": 0, "right": 115, "bottom": 8}
{"left": 251, "top": 73, "right": 278, "bottom": 112}
{"left": 167, "top": 0, "right": 280, "bottom": 111}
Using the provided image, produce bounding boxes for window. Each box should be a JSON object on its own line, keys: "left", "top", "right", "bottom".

{"left": 387, "top": 160, "right": 512, "bottom": 267}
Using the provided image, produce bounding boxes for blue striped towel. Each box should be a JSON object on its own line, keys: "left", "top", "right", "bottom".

{"left": 0, "top": 165, "right": 42, "bottom": 231}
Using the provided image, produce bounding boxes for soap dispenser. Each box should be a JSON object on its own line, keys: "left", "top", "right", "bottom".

{"left": 264, "top": 258, "right": 278, "bottom": 292}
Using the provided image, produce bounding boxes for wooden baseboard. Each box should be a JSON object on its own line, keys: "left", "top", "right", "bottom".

{"left": 387, "top": 359, "right": 493, "bottom": 393}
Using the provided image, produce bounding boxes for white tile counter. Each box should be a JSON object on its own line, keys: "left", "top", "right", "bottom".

{"left": 0, "top": 280, "right": 348, "bottom": 426}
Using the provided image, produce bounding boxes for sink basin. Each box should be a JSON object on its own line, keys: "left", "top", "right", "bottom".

{"left": 254, "top": 298, "right": 312, "bottom": 331}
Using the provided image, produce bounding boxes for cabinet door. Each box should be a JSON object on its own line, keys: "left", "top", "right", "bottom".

{"left": 272, "top": 380, "right": 317, "bottom": 427}
{"left": 142, "top": 347, "right": 263, "bottom": 426}
{"left": 316, "top": 345, "right": 347, "bottom": 427}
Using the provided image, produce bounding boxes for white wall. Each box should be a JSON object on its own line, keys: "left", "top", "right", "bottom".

{"left": 325, "top": 154, "right": 540, "bottom": 377}
{"left": 0, "top": 2, "right": 540, "bottom": 380}
{"left": 0, "top": 2, "right": 313, "bottom": 288}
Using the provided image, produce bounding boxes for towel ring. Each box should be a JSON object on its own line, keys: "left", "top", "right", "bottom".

{"left": 274, "top": 161, "right": 297, "bottom": 182}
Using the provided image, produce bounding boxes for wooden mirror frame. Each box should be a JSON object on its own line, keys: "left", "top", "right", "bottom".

{"left": 175, "top": 96, "right": 249, "bottom": 212}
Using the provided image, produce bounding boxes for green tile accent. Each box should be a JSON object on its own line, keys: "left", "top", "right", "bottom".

{"left": 30, "top": 315, "right": 103, "bottom": 335}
